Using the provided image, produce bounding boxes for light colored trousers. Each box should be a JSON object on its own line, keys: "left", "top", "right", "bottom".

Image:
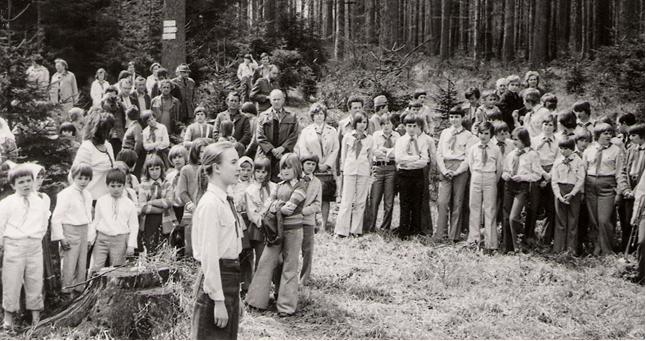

{"left": 436, "top": 161, "right": 469, "bottom": 240}
{"left": 585, "top": 175, "right": 617, "bottom": 256}
{"left": 61, "top": 224, "right": 89, "bottom": 293}
{"left": 335, "top": 175, "right": 370, "bottom": 236}
{"left": 467, "top": 172, "right": 498, "bottom": 249}
{"left": 2, "top": 238, "right": 44, "bottom": 312}
{"left": 300, "top": 225, "right": 315, "bottom": 285}
{"left": 90, "top": 232, "right": 128, "bottom": 274}
{"left": 246, "top": 228, "right": 303, "bottom": 314}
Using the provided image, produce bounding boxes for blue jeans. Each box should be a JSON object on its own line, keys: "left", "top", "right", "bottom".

{"left": 368, "top": 165, "right": 396, "bottom": 231}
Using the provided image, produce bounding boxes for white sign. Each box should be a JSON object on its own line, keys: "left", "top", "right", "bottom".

{"left": 163, "top": 26, "right": 178, "bottom": 33}
{"left": 163, "top": 20, "right": 176, "bottom": 27}
{"left": 162, "top": 33, "right": 176, "bottom": 40}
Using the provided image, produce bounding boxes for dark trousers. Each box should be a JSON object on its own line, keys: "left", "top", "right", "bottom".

{"left": 420, "top": 164, "right": 433, "bottom": 236}
{"left": 619, "top": 196, "right": 635, "bottom": 252}
{"left": 141, "top": 213, "right": 163, "bottom": 252}
{"left": 527, "top": 170, "right": 555, "bottom": 243}
{"left": 585, "top": 175, "right": 617, "bottom": 256}
{"left": 109, "top": 137, "right": 122, "bottom": 157}
{"left": 368, "top": 165, "right": 396, "bottom": 231}
{"left": 553, "top": 184, "right": 582, "bottom": 253}
{"left": 397, "top": 168, "right": 424, "bottom": 237}
{"left": 192, "top": 260, "right": 240, "bottom": 340}
{"left": 502, "top": 180, "right": 530, "bottom": 252}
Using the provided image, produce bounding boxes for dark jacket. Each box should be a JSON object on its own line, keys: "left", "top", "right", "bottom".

{"left": 250, "top": 77, "right": 278, "bottom": 113}
{"left": 171, "top": 76, "right": 196, "bottom": 122}
{"left": 256, "top": 108, "right": 299, "bottom": 155}
{"left": 498, "top": 90, "right": 524, "bottom": 130}
{"left": 130, "top": 92, "right": 152, "bottom": 112}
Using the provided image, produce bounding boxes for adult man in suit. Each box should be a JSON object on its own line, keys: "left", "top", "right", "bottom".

{"left": 250, "top": 65, "right": 279, "bottom": 113}
{"left": 256, "top": 89, "right": 299, "bottom": 182}
{"left": 131, "top": 76, "right": 152, "bottom": 113}
{"left": 171, "top": 64, "right": 196, "bottom": 123}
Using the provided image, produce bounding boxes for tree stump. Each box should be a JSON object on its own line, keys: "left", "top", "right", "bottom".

{"left": 28, "top": 265, "right": 179, "bottom": 339}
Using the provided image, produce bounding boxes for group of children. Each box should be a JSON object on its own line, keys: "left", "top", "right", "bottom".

{"left": 0, "top": 68, "right": 643, "bottom": 336}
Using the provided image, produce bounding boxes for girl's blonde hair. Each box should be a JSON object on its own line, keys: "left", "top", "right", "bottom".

{"left": 196, "top": 141, "right": 236, "bottom": 202}
{"left": 279, "top": 153, "right": 302, "bottom": 179}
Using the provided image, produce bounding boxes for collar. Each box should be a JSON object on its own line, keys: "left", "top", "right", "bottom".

{"left": 531, "top": 104, "right": 542, "bottom": 112}
{"left": 577, "top": 120, "right": 592, "bottom": 126}
{"left": 207, "top": 183, "right": 228, "bottom": 202}
{"left": 452, "top": 126, "right": 464, "bottom": 134}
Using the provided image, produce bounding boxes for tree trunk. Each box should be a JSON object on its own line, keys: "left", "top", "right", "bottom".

{"left": 379, "top": 0, "right": 399, "bottom": 50}
{"left": 424, "top": 0, "right": 433, "bottom": 54}
{"left": 555, "top": 0, "right": 569, "bottom": 58}
{"left": 501, "top": 0, "right": 515, "bottom": 62}
{"left": 365, "top": 0, "right": 376, "bottom": 43}
{"left": 29, "top": 266, "right": 176, "bottom": 339}
{"left": 529, "top": 0, "right": 548, "bottom": 65}
{"left": 334, "top": 0, "right": 345, "bottom": 59}
{"left": 473, "top": 0, "right": 481, "bottom": 60}
{"left": 617, "top": 0, "right": 640, "bottom": 42}
{"left": 458, "top": 0, "right": 468, "bottom": 53}
{"left": 570, "top": 0, "right": 581, "bottom": 53}
{"left": 439, "top": 0, "right": 451, "bottom": 60}
{"left": 322, "top": 0, "right": 334, "bottom": 40}
{"left": 430, "top": 0, "right": 442, "bottom": 54}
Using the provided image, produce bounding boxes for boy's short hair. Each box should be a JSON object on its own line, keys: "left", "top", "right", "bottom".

{"left": 169, "top": 145, "right": 189, "bottom": 162}
{"left": 219, "top": 120, "right": 234, "bottom": 137}
{"left": 542, "top": 114, "right": 557, "bottom": 127}
{"left": 558, "top": 137, "right": 576, "bottom": 150}
{"left": 557, "top": 110, "right": 577, "bottom": 130}
{"left": 541, "top": 93, "right": 558, "bottom": 110}
{"left": 105, "top": 168, "right": 126, "bottom": 185}
{"left": 59, "top": 122, "right": 76, "bottom": 136}
{"left": 241, "top": 102, "right": 258, "bottom": 116}
{"left": 142, "top": 153, "right": 166, "bottom": 180}
{"left": 593, "top": 122, "right": 615, "bottom": 141}
{"left": 628, "top": 123, "right": 645, "bottom": 139}
{"left": 299, "top": 153, "right": 319, "bottom": 165}
{"left": 70, "top": 163, "right": 93, "bottom": 181}
{"left": 448, "top": 105, "right": 465, "bottom": 117}
{"left": 104, "top": 85, "right": 119, "bottom": 95}
{"left": 253, "top": 157, "right": 271, "bottom": 171}
{"left": 572, "top": 101, "right": 591, "bottom": 116}
{"left": 403, "top": 113, "right": 424, "bottom": 127}
{"left": 486, "top": 110, "right": 503, "bottom": 122}
{"left": 575, "top": 129, "right": 593, "bottom": 142}
{"left": 476, "top": 121, "right": 494, "bottom": 136}
{"left": 126, "top": 106, "right": 140, "bottom": 121}
{"left": 493, "top": 121, "right": 510, "bottom": 135}
{"left": 8, "top": 165, "right": 34, "bottom": 185}
{"left": 482, "top": 89, "right": 500, "bottom": 101}
{"left": 465, "top": 87, "right": 481, "bottom": 99}
{"left": 496, "top": 78, "right": 508, "bottom": 88}
{"left": 346, "top": 95, "right": 364, "bottom": 110}
{"left": 512, "top": 127, "right": 532, "bottom": 148}
{"left": 141, "top": 110, "right": 154, "bottom": 122}
{"left": 156, "top": 68, "right": 168, "bottom": 78}
{"left": 116, "top": 149, "right": 138, "bottom": 169}
{"left": 381, "top": 112, "right": 398, "bottom": 126}
{"left": 114, "top": 161, "right": 130, "bottom": 175}
{"left": 351, "top": 112, "right": 368, "bottom": 129}
{"left": 69, "top": 107, "right": 84, "bottom": 121}
{"left": 595, "top": 115, "right": 614, "bottom": 127}
{"left": 618, "top": 112, "right": 637, "bottom": 126}
{"left": 523, "top": 88, "right": 541, "bottom": 105}
{"left": 413, "top": 89, "right": 427, "bottom": 99}
{"left": 506, "top": 75, "right": 521, "bottom": 84}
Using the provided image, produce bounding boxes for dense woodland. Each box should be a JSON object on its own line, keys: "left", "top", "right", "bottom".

{"left": 240, "top": 0, "right": 644, "bottom": 63}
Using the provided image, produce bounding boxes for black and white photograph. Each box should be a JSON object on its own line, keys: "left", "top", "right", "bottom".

{"left": 0, "top": 0, "right": 644, "bottom": 339}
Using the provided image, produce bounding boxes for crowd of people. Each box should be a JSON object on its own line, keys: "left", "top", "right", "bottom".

{"left": 0, "top": 55, "right": 643, "bottom": 339}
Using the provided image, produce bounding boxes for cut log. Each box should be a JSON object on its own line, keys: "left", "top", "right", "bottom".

{"left": 28, "top": 265, "right": 178, "bottom": 339}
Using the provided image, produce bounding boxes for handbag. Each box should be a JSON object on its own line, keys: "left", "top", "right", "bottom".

{"left": 261, "top": 202, "right": 284, "bottom": 246}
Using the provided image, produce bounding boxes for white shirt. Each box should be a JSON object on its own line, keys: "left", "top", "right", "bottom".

{"left": 340, "top": 131, "right": 374, "bottom": 176}
{"left": 372, "top": 130, "right": 400, "bottom": 162}
{"left": 91, "top": 80, "right": 109, "bottom": 108}
{"left": 0, "top": 192, "right": 50, "bottom": 240}
{"left": 50, "top": 185, "right": 93, "bottom": 241}
{"left": 71, "top": 140, "right": 115, "bottom": 200}
{"left": 142, "top": 124, "right": 170, "bottom": 151}
{"left": 237, "top": 61, "right": 258, "bottom": 80}
{"left": 531, "top": 133, "right": 559, "bottom": 166}
{"left": 437, "top": 126, "right": 478, "bottom": 173}
{"left": 466, "top": 140, "right": 503, "bottom": 174}
{"left": 394, "top": 133, "right": 431, "bottom": 170}
{"left": 192, "top": 183, "right": 243, "bottom": 301}
{"left": 294, "top": 123, "right": 340, "bottom": 170}
{"left": 89, "top": 193, "right": 139, "bottom": 249}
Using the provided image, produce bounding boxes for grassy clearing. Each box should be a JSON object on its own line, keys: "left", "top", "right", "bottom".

{"left": 240, "top": 232, "right": 644, "bottom": 339}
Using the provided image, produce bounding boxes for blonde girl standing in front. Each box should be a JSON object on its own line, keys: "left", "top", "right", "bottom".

{"left": 191, "top": 142, "right": 243, "bottom": 339}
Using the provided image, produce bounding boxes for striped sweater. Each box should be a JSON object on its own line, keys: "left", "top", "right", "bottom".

{"left": 274, "top": 178, "right": 309, "bottom": 230}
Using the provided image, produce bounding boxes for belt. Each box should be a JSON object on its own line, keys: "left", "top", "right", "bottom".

{"left": 586, "top": 174, "right": 615, "bottom": 178}
{"left": 372, "top": 160, "right": 395, "bottom": 166}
